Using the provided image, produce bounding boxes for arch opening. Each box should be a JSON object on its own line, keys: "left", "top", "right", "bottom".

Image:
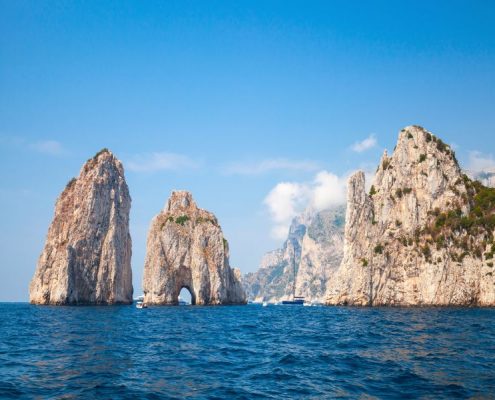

{"left": 178, "top": 286, "right": 195, "bottom": 305}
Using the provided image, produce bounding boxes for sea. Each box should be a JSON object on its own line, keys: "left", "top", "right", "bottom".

{"left": 1, "top": 303, "right": 494, "bottom": 399}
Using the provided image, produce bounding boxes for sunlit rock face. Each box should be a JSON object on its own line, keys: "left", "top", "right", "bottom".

{"left": 243, "top": 206, "right": 345, "bottom": 303}
{"left": 142, "top": 191, "right": 246, "bottom": 305}
{"left": 326, "top": 126, "right": 495, "bottom": 306}
{"left": 30, "top": 149, "right": 133, "bottom": 305}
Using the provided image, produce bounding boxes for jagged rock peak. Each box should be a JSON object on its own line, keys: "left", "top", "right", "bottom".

{"left": 368, "top": 125, "right": 467, "bottom": 234}
{"left": 142, "top": 191, "right": 246, "bottom": 305}
{"left": 165, "top": 190, "right": 196, "bottom": 213}
{"left": 30, "top": 148, "right": 133, "bottom": 305}
{"left": 326, "top": 125, "right": 495, "bottom": 306}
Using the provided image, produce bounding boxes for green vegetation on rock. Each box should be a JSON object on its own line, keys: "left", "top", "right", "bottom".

{"left": 175, "top": 215, "right": 190, "bottom": 226}
{"left": 374, "top": 244, "right": 384, "bottom": 254}
{"left": 196, "top": 216, "right": 218, "bottom": 226}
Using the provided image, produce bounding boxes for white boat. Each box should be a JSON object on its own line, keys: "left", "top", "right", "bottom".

{"left": 136, "top": 301, "right": 147, "bottom": 309}
{"left": 262, "top": 301, "right": 268, "bottom": 307}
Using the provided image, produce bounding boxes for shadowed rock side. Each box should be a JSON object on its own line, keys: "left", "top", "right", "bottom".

{"left": 243, "top": 206, "right": 345, "bottom": 303}
{"left": 326, "top": 125, "right": 495, "bottom": 306}
{"left": 30, "top": 149, "right": 133, "bottom": 305}
{"left": 142, "top": 191, "right": 246, "bottom": 305}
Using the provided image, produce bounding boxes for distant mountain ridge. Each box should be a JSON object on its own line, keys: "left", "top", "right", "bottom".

{"left": 243, "top": 206, "right": 345, "bottom": 303}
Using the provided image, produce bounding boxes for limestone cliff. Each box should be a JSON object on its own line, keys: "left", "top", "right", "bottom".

{"left": 326, "top": 126, "right": 495, "bottom": 306}
{"left": 244, "top": 206, "right": 345, "bottom": 303}
{"left": 142, "top": 191, "right": 246, "bottom": 305}
{"left": 30, "top": 149, "right": 133, "bottom": 305}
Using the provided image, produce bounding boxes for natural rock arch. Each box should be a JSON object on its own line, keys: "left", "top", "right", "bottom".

{"left": 142, "top": 191, "right": 246, "bottom": 305}
{"left": 178, "top": 286, "right": 196, "bottom": 305}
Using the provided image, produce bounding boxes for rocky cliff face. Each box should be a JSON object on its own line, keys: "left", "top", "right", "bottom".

{"left": 142, "top": 191, "right": 246, "bottom": 305}
{"left": 326, "top": 126, "right": 495, "bottom": 306}
{"left": 243, "top": 206, "right": 345, "bottom": 303}
{"left": 30, "top": 149, "right": 133, "bottom": 305}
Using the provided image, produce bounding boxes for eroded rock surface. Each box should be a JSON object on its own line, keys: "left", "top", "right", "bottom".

{"left": 326, "top": 126, "right": 495, "bottom": 306}
{"left": 142, "top": 191, "right": 246, "bottom": 305}
{"left": 30, "top": 149, "right": 133, "bottom": 305}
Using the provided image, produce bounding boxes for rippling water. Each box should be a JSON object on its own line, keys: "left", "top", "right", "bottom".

{"left": 1, "top": 303, "right": 494, "bottom": 399}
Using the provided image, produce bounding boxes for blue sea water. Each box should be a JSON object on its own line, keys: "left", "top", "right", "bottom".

{"left": 1, "top": 303, "right": 494, "bottom": 399}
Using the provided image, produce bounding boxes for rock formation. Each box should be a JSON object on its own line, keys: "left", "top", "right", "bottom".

{"left": 30, "top": 149, "right": 133, "bottom": 305}
{"left": 243, "top": 206, "right": 345, "bottom": 303}
{"left": 326, "top": 126, "right": 495, "bottom": 306}
{"left": 142, "top": 191, "right": 246, "bottom": 305}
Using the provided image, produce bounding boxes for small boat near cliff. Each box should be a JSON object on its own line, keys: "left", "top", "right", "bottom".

{"left": 134, "top": 294, "right": 147, "bottom": 308}
{"left": 136, "top": 300, "right": 147, "bottom": 309}
{"left": 282, "top": 296, "right": 305, "bottom": 305}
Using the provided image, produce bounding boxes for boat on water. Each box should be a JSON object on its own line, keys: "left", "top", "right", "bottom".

{"left": 134, "top": 294, "right": 148, "bottom": 308}
{"left": 136, "top": 299, "right": 148, "bottom": 309}
{"left": 282, "top": 296, "right": 305, "bottom": 305}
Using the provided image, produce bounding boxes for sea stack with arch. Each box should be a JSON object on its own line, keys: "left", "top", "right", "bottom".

{"left": 142, "top": 191, "right": 246, "bottom": 305}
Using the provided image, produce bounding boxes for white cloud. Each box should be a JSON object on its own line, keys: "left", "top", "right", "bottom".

{"left": 351, "top": 134, "right": 377, "bottom": 153}
{"left": 466, "top": 151, "right": 495, "bottom": 172}
{"left": 312, "top": 171, "right": 347, "bottom": 210}
{"left": 224, "top": 158, "right": 320, "bottom": 175}
{"left": 263, "top": 170, "right": 347, "bottom": 240}
{"left": 30, "top": 140, "right": 66, "bottom": 155}
{"left": 127, "top": 152, "right": 198, "bottom": 172}
{"left": 264, "top": 182, "right": 309, "bottom": 224}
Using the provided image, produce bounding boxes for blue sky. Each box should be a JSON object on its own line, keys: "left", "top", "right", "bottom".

{"left": 1, "top": 1, "right": 495, "bottom": 301}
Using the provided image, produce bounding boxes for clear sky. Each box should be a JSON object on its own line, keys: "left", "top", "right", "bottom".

{"left": 1, "top": 1, "right": 495, "bottom": 301}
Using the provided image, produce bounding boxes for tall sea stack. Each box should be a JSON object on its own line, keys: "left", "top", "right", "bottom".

{"left": 326, "top": 126, "right": 495, "bottom": 306}
{"left": 29, "top": 149, "right": 133, "bottom": 305}
{"left": 142, "top": 191, "right": 246, "bottom": 305}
